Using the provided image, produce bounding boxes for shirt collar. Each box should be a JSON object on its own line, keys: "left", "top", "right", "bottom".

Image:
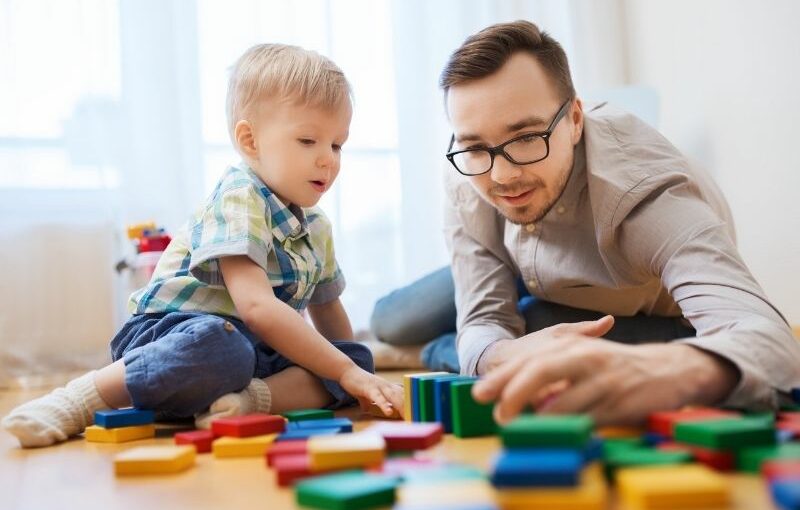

{"left": 237, "top": 162, "right": 309, "bottom": 243}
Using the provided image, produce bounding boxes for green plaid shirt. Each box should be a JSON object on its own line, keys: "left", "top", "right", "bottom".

{"left": 129, "top": 162, "right": 345, "bottom": 317}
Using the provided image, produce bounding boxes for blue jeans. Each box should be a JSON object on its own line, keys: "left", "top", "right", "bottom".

{"left": 110, "top": 312, "right": 373, "bottom": 419}
{"left": 370, "top": 266, "right": 696, "bottom": 373}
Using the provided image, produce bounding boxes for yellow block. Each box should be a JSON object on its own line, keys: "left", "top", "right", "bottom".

{"left": 399, "top": 479, "right": 497, "bottom": 506}
{"left": 402, "top": 371, "right": 449, "bottom": 422}
{"left": 616, "top": 464, "right": 730, "bottom": 509}
{"left": 126, "top": 221, "right": 157, "bottom": 240}
{"left": 308, "top": 431, "right": 385, "bottom": 471}
{"left": 114, "top": 445, "right": 195, "bottom": 476}
{"left": 596, "top": 426, "right": 646, "bottom": 439}
{"left": 85, "top": 424, "right": 155, "bottom": 443}
{"left": 497, "top": 463, "right": 608, "bottom": 510}
{"left": 212, "top": 434, "right": 278, "bottom": 458}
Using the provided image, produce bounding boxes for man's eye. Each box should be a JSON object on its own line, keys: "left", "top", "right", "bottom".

{"left": 299, "top": 139, "right": 316, "bottom": 145}
{"left": 466, "top": 145, "right": 488, "bottom": 151}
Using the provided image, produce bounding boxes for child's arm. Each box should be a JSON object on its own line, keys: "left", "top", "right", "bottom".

{"left": 220, "top": 255, "right": 402, "bottom": 416}
{"left": 308, "top": 299, "right": 353, "bottom": 341}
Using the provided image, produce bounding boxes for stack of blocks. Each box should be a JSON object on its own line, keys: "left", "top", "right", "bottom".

{"left": 86, "top": 408, "right": 156, "bottom": 444}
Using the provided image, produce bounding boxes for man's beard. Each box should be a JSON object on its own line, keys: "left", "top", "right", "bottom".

{"left": 490, "top": 167, "right": 570, "bottom": 225}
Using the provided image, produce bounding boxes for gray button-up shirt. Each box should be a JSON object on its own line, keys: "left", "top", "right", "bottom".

{"left": 444, "top": 103, "right": 800, "bottom": 410}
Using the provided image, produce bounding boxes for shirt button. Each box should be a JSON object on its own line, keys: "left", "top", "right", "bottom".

{"left": 526, "top": 224, "right": 536, "bottom": 233}
{"left": 556, "top": 205, "right": 566, "bottom": 214}
{"left": 223, "top": 321, "right": 235, "bottom": 332}
{"left": 527, "top": 279, "right": 538, "bottom": 289}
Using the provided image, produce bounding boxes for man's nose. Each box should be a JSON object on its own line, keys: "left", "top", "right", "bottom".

{"left": 490, "top": 154, "right": 522, "bottom": 184}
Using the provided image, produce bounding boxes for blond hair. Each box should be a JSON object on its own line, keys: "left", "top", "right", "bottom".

{"left": 226, "top": 43, "right": 352, "bottom": 142}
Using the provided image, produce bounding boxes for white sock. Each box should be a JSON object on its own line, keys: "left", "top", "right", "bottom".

{"left": 195, "top": 378, "right": 272, "bottom": 430}
{"left": 1, "top": 371, "right": 110, "bottom": 448}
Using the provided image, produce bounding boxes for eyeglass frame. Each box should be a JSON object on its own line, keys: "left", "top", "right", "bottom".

{"left": 445, "top": 99, "right": 573, "bottom": 176}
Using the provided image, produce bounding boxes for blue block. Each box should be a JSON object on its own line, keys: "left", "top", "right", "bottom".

{"left": 772, "top": 478, "right": 800, "bottom": 510}
{"left": 643, "top": 431, "right": 669, "bottom": 446}
{"left": 778, "top": 429, "right": 796, "bottom": 444}
{"left": 433, "top": 376, "right": 472, "bottom": 433}
{"left": 94, "top": 408, "right": 154, "bottom": 429}
{"left": 490, "top": 449, "right": 583, "bottom": 488}
{"left": 276, "top": 427, "right": 343, "bottom": 441}
{"left": 583, "top": 437, "right": 604, "bottom": 462}
{"left": 791, "top": 388, "right": 800, "bottom": 404}
{"left": 288, "top": 417, "right": 352, "bottom": 432}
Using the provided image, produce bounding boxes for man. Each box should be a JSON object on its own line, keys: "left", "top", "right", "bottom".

{"left": 371, "top": 20, "right": 800, "bottom": 426}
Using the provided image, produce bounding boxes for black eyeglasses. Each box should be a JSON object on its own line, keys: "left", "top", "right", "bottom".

{"left": 445, "top": 99, "right": 572, "bottom": 176}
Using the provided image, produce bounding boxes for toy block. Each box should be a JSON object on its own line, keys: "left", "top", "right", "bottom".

{"left": 602, "top": 437, "right": 645, "bottom": 458}
{"left": 289, "top": 417, "right": 353, "bottom": 432}
{"left": 501, "top": 414, "right": 594, "bottom": 448}
{"left": 404, "top": 372, "right": 450, "bottom": 422}
{"left": 94, "top": 408, "right": 154, "bottom": 429}
{"left": 401, "top": 464, "right": 485, "bottom": 485}
{"left": 648, "top": 408, "right": 739, "bottom": 437}
{"left": 792, "top": 387, "right": 800, "bottom": 403}
{"left": 674, "top": 416, "right": 775, "bottom": 450}
{"left": 419, "top": 374, "right": 461, "bottom": 422}
{"left": 114, "top": 445, "right": 195, "bottom": 476}
{"left": 366, "top": 401, "right": 401, "bottom": 419}
{"left": 780, "top": 412, "right": 800, "bottom": 422}
{"left": 605, "top": 447, "right": 692, "bottom": 479}
{"left": 277, "top": 427, "right": 343, "bottom": 441}
{"left": 616, "top": 464, "right": 729, "bottom": 509}
{"left": 450, "top": 379, "right": 497, "bottom": 438}
{"left": 491, "top": 449, "right": 583, "bottom": 487}
{"left": 433, "top": 375, "right": 474, "bottom": 432}
{"left": 365, "top": 421, "right": 443, "bottom": 451}
{"left": 266, "top": 439, "right": 308, "bottom": 466}
{"left": 308, "top": 432, "right": 386, "bottom": 471}
{"left": 210, "top": 413, "right": 285, "bottom": 438}
{"left": 763, "top": 460, "right": 800, "bottom": 482}
{"left": 658, "top": 442, "right": 736, "bottom": 472}
{"left": 295, "top": 471, "right": 398, "bottom": 510}
{"left": 271, "top": 454, "right": 334, "bottom": 487}
{"left": 397, "top": 479, "right": 497, "bottom": 508}
{"left": 85, "top": 424, "right": 155, "bottom": 443}
{"left": 737, "top": 443, "right": 800, "bottom": 473}
{"left": 642, "top": 431, "right": 669, "bottom": 446}
{"left": 367, "top": 456, "right": 443, "bottom": 478}
{"left": 596, "top": 426, "right": 645, "bottom": 439}
{"left": 282, "top": 409, "right": 334, "bottom": 422}
{"left": 583, "top": 438, "right": 604, "bottom": 463}
{"left": 779, "top": 420, "right": 800, "bottom": 440}
{"left": 495, "top": 463, "right": 608, "bottom": 510}
{"left": 771, "top": 478, "right": 800, "bottom": 510}
{"left": 174, "top": 430, "right": 214, "bottom": 453}
{"left": 212, "top": 433, "right": 278, "bottom": 458}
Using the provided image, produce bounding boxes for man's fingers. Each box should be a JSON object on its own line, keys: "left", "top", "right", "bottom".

{"left": 538, "top": 373, "right": 610, "bottom": 415}
{"left": 472, "top": 355, "right": 529, "bottom": 403}
{"left": 557, "top": 315, "right": 615, "bottom": 338}
{"left": 494, "top": 352, "right": 593, "bottom": 424}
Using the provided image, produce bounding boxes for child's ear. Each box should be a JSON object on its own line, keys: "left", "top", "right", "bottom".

{"left": 234, "top": 120, "right": 257, "bottom": 158}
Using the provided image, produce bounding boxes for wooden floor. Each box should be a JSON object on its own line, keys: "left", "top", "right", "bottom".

{"left": 0, "top": 370, "right": 780, "bottom": 510}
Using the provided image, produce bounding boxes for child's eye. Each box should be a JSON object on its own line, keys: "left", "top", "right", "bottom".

{"left": 332, "top": 144, "right": 342, "bottom": 152}
{"left": 298, "top": 138, "right": 316, "bottom": 146}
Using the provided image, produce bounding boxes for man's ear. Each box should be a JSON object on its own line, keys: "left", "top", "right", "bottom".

{"left": 570, "top": 98, "right": 584, "bottom": 144}
{"left": 234, "top": 120, "right": 257, "bottom": 158}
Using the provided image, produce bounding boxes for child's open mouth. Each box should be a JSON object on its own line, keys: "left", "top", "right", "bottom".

{"left": 310, "top": 180, "right": 327, "bottom": 192}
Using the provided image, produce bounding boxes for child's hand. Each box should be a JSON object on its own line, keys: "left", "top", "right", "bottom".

{"left": 339, "top": 366, "right": 404, "bottom": 418}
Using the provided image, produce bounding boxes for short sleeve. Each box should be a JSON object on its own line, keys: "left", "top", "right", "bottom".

{"left": 307, "top": 209, "right": 345, "bottom": 304}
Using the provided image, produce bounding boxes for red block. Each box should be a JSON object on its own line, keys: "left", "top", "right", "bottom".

{"left": 763, "top": 460, "right": 800, "bottom": 482}
{"left": 689, "top": 445, "right": 736, "bottom": 472}
{"left": 648, "top": 408, "right": 740, "bottom": 437}
{"left": 778, "top": 420, "right": 800, "bottom": 439}
{"left": 265, "top": 439, "right": 308, "bottom": 467}
{"left": 272, "top": 454, "right": 319, "bottom": 487}
{"left": 656, "top": 442, "right": 692, "bottom": 453}
{"left": 211, "top": 414, "right": 286, "bottom": 438}
{"left": 366, "top": 421, "right": 443, "bottom": 451}
{"left": 779, "top": 412, "right": 800, "bottom": 422}
{"left": 174, "top": 430, "right": 215, "bottom": 453}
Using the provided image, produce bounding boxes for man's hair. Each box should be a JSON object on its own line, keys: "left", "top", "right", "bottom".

{"left": 439, "top": 20, "right": 575, "bottom": 102}
{"left": 226, "top": 43, "right": 352, "bottom": 141}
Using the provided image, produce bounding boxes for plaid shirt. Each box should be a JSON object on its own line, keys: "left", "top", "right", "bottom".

{"left": 129, "top": 162, "right": 345, "bottom": 317}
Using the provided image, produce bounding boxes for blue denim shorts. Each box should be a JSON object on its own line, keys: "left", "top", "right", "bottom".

{"left": 110, "top": 311, "right": 373, "bottom": 419}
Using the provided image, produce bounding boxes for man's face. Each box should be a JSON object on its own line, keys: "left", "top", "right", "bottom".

{"left": 446, "top": 52, "right": 583, "bottom": 224}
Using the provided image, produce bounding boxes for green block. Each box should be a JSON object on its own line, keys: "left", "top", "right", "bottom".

{"left": 736, "top": 442, "right": 800, "bottom": 473}
{"left": 500, "top": 414, "right": 594, "bottom": 448}
{"left": 295, "top": 471, "right": 397, "bottom": 510}
{"left": 674, "top": 417, "right": 775, "bottom": 450}
{"left": 605, "top": 447, "right": 692, "bottom": 479}
{"left": 419, "top": 374, "right": 461, "bottom": 422}
{"left": 282, "top": 409, "right": 334, "bottom": 422}
{"left": 450, "top": 380, "right": 497, "bottom": 438}
{"left": 602, "top": 437, "right": 646, "bottom": 459}
{"left": 402, "top": 465, "right": 485, "bottom": 485}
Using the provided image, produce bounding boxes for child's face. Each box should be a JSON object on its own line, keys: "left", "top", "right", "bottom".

{"left": 248, "top": 99, "right": 352, "bottom": 208}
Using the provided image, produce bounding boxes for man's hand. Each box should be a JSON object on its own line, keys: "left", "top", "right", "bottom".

{"left": 472, "top": 333, "right": 740, "bottom": 427}
{"left": 477, "top": 316, "right": 616, "bottom": 374}
{"left": 338, "top": 365, "right": 405, "bottom": 419}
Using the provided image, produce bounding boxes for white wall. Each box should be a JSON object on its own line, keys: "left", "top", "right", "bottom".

{"left": 623, "top": 0, "right": 800, "bottom": 324}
